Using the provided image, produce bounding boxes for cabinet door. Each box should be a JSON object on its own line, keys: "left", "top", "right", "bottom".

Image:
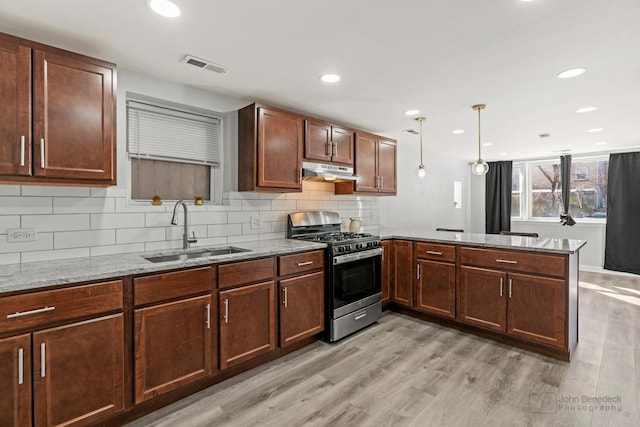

{"left": 257, "top": 107, "right": 302, "bottom": 190}
{"left": 354, "top": 133, "right": 378, "bottom": 192}
{"left": 0, "top": 334, "right": 31, "bottom": 427}
{"left": 0, "top": 39, "right": 31, "bottom": 177}
{"left": 459, "top": 266, "right": 507, "bottom": 332}
{"left": 279, "top": 271, "right": 324, "bottom": 347}
{"left": 33, "top": 314, "right": 124, "bottom": 427}
{"left": 416, "top": 259, "right": 455, "bottom": 319}
{"left": 377, "top": 138, "right": 397, "bottom": 194}
{"left": 507, "top": 273, "right": 567, "bottom": 349}
{"left": 392, "top": 240, "right": 414, "bottom": 307}
{"left": 380, "top": 240, "right": 392, "bottom": 305}
{"left": 134, "top": 295, "right": 214, "bottom": 404}
{"left": 33, "top": 50, "right": 115, "bottom": 182}
{"left": 219, "top": 281, "right": 276, "bottom": 369}
{"left": 304, "top": 119, "right": 332, "bottom": 163}
{"left": 331, "top": 126, "right": 354, "bottom": 166}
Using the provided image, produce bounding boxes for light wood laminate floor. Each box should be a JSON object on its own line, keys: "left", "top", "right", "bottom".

{"left": 127, "top": 271, "right": 640, "bottom": 427}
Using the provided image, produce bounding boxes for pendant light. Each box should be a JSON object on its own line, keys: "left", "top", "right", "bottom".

{"left": 471, "top": 104, "right": 489, "bottom": 176}
{"left": 415, "top": 117, "right": 426, "bottom": 178}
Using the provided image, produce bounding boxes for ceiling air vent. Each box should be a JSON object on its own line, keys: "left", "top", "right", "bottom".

{"left": 181, "top": 54, "right": 227, "bottom": 74}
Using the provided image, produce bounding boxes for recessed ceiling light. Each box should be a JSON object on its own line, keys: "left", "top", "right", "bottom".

{"left": 451, "top": 129, "right": 464, "bottom": 135}
{"left": 483, "top": 142, "right": 493, "bottom": 147}
{"left": 576, "top": 106, "right": 598, "bottom": 113}
{"left": 320, "top": 74, "right": 340, "bottom": 83}
{"left": 587, "top": 128, "right": 604, "bottom": 133}
{"left": 594, "top": 141, "right": 608, "bottom": 146}
{"left": 404, "top": 110, "right": 420, "bottom": 116}
{"left": 556, "top": 68, "right": 586, "bottom": 79}
{"left": 148, "top": 0, "right": 181, "bottom": 17}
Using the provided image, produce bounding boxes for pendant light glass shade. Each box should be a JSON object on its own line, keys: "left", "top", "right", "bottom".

{"left": 415, "top": 117, "right": 426, "bottom": 179}
{"left": 471, "top": 104, "right": 489, "bottom": 176}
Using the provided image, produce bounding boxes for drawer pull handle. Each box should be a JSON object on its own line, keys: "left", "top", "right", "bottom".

{"left": 205, "top": 304, "right": 211, "bottom": 329}
{"left": 20, "top": 136, "right": 25, "bottom": 167}
{"left": 297, "top": 261, "right": 314, "bottom": 266}
{"left": 496, "top": 259, "right": 518, "bottom": 265}
{"left": 40, "top": 343, "right": 46, "bottom": 378}
{"left": 500, "top": 277, "right": 504, "bottom": 297}
{"left": 355, "top": 311, "right": 367, "bottom": 320}
{"left": 426, "top": 251, "right": 443, "bottom": 256}
{"left": 509, "top": 279, "right": 513, "bottom": 298}
{"left": 7, "top": 306, "right": 56, "bottom": 319}
{"left": 40, "top": 138, "right": 45, "bottom": 169}
{"left": 283, "top": 287, "right": 288, "bottom": 308}
{"left": 18, "top": 348, "right": 24, "bottom": 385}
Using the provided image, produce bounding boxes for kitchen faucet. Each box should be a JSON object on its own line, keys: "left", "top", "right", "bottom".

{"left": 171, "top": 200, "right": 198, "bottom": 249}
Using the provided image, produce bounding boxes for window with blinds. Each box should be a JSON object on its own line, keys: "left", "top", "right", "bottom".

{"left": 127, "top": 97, "right": 223, "bottom": 203}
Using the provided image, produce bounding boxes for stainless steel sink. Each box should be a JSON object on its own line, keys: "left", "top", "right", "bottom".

{"left": 143, "top": 247, "right": 250, "bottom": 263}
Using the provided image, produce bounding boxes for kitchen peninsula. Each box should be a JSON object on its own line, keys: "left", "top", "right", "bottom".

{"left": 380, "top": 230, "right": 586, "bottom": 362}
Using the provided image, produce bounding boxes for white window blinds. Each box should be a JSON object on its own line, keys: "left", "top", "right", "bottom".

{"left": 127, "top": 100, "right": 220, "bottom": 166}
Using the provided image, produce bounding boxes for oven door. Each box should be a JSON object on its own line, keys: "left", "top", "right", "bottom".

{"left": 330, "top": 248, "right": 382, "bottom": 318}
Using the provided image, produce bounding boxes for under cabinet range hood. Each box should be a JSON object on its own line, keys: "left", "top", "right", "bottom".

{"left": 302, "top": 161, "right": 358, "bottom": 183}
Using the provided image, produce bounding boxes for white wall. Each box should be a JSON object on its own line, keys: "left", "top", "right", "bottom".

{"left": 0, "top": 69, "right": 381, "bottom": 265}
{"left": 379, "top": 140, "right": 469, "bottom": 235}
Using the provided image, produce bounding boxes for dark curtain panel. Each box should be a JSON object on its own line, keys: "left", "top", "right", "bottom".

{"left": 560, "top": 155, "right": 576, "bottom": 226}
{"left": 485, "top": 161, "right": 512, "bottom": 234}
{"left": 604, "top": 152, "right": 640, "bottom": 275}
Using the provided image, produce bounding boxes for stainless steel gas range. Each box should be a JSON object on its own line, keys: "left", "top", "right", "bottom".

{"left": 287, "top": 211, "right": 382, "bottom": 342}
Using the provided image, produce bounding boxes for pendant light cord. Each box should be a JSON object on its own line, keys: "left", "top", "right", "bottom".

{"left": 477, "top": 107, "right": 481, "bottom": 161}
{"left": 419, "top": 118, "right": 424, "bottom": 167}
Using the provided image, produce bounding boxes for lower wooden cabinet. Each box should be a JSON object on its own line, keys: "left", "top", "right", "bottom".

{"left": 380, "top": 240, "right": 391, "bottom": 305}
{"left": 416, "top": 259, "right": 455, "bottom": 319}
{"left": 33, "top": 314, "right": 125, "bottom": 427}
{"left": 134, "top": 295, "right": 215, "bottom": 404}
{"left": 0, "top": 334, "right": 31, "bottom": 427}
{"left": 219, "top": 281, "right": 276, "bottom": 369}
{"left": 392, "top": 240, "right": 413, "bottom": 307}
{"left": 459, "top": 266, "right": 507, "bottom": 332}
{"left": 278, "top": 271, "right": 324, "bottom": 348}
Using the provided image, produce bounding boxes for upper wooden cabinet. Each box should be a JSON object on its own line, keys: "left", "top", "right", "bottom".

{"left": 304, "top": 118, "right": 354, "bottom": 166}
{"left": 238, "top": 103, "right": 303, "bottom": 192}
{"left": 0, "top": 32, "right": 116, "bottom": 186}
{"left": 335, "top": 133, "right": 397, "bottom": 195}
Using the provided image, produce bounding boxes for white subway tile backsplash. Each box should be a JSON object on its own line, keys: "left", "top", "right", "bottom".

{"left": 0, "top": 197, "right": 52, "bottom": 215}
{"left": 22, "top": 248, "right": 90, "bottom": 263}
{"left": 241, "top": 199, "right": 272, "bottom": 211}
{"left": 0, "top": 253, "right": 20, "bottom": 265}
{"left": 22, "top": 214, "right": 90, "bottom": 232}
{"left": 207, "top": 223, "right": 242, "bottom": 237}
{"left": 55, "top": 230, "right": 116, "bottom": 249}
{"left": 144, "top": 240, "right": 183, "bottom": 252}
{"left": 117, "top": 227, "right": 165, "bottom": 244}
{"left": 91, "top": 213, "right": 145, "bottom": 230}
{"left": 191, "top": 211, "right": 228, "bottom": 225}
{"left": 22, "top": 186, "right": 90, "bottom": 197}
{"left": 0, "top": 215, "right": 21, "bottom": 234}
{"left": 0, "top": 233, "right": 53, "bottom": 253}
{"left": 0, "top": 185, "right": 21, "bottom": 196}
{"left": 259, "top": 232, "right": 286, "bottom": 240}
{"left": 296, "top": 200, "right": 320, "bottom": 210}
{"left": 90, "top": 243, "right": 145, "bottom": 257}
{"left": 194, "top": 236, "right": 228, "bottom": 247}
{"left": 227, "top": 234, "right": 258, "bottom": 244}
{"left": 91, "top": 187, "right": 128, "bottom": 198}
{"left": 285, "top": 192, "right": 309, "bottom": 200}
{"left": 54, "top": 197, "right": 115, "bottom": 214}
{"left": 227, "top": 211, "right": 254, "bottom": 224}
{"left": 271, "top": 200, "right": 297, "bottom": 211}
{"left": 166, "top": 225, "right": 207, "bottom": 241}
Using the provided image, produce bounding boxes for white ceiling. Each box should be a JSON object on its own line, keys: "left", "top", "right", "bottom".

{"left": 2, "top": 0, "right": 639, "bottom": 162}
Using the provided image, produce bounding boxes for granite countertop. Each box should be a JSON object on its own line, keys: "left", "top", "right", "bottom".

{"left": 0, "top": 239, "right": 327, "bottom": 295}
{"left": 380, "top": 229, "right": 587, "bottom": 255}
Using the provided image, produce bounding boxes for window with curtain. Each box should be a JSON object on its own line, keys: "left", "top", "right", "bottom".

{"left": 127, "top": 97, "right": 223, "bottom": 203}
{"left": 511, "top": 156, "right": 608, "bottom": 221}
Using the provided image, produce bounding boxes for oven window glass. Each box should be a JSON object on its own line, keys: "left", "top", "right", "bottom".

{"left": 332, "top": 255, "right": 381, "bottom": 309}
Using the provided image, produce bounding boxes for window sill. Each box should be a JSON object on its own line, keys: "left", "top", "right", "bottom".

{"left": 512, "top": 218, "right": 606, "bottom": 226}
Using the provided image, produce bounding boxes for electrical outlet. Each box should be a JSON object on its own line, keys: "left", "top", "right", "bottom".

{"left": 250, "top": 215, "right": 262, "bottom": 229}
{"left": 7, "top": 228, "right": 37, "bottom": 243}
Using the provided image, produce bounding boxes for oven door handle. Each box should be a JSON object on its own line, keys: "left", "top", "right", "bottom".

{"left": 333, "top": 248, "right": 383, "bottom": 265}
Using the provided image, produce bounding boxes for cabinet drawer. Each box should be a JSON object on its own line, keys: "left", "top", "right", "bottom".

{"left": 219, "top": 257, "right": 275, "bottom": 289}
{"left": 415, "top": 242, "right": 456, "bottom": 262}
{"left": 278, "top": 250, "right": 324, "bottom": 276}
{"left": 134, "top": 267, "right": 212, "bottom": 306}
{"left": 0, "top": 280, "right": 123, "bottom": 334}
{"left": 460, "top": 247, "right": 565, "bottom": 278}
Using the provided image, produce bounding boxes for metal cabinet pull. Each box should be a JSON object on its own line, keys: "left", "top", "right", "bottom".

{"left": 380, "top": 176, "right": 384, "bottom": 189}
{"left": 296, "top": 261, "right": 313, "bottom": 266}
{"left": 509, "top": 279, "right": 513, "bottom": 298}
{"left": 426, "top": 251, "right": 443, "bottom": 256}
{"left": 223, "top": 299, "right": 229, "bottom": 323}
{"left": 298, "top": 168, "right": 303, "bottom": 184}
{"left": 7, "top": 306, "right": 55, "bottom": 319}
{"left": 500, "top": 277, "right": 504, "bottom": 297}
{"left": 496, "top": 259, "right": 518, "bottom": 265}
{"left": 40, "top": 343, "right": 46, "bottom": 378}
{"left": 18, "top": 348, "right": 24, "bottom": 385}
{"left": 20, "top": 136, "right": 25, "bottom": 167}
{"left": 205, "top": 304, "right": 211, "bottom": 329}
{"left": 40, "top": 138, "right": 45, "bottom": 169}
{"left": 416, "top": 264, "right": 421, "bottom": 280}
{"left": 325, "top": 142, "right": 330, "bottom": 156}
{"left": 332, "top": 143, "right": 338, "bottom": 156}
{"left": 283, "top": 288, "right": 288, "bottom": 308}
{"left": 355, "top": 311, "right": 367, "bottom": 320}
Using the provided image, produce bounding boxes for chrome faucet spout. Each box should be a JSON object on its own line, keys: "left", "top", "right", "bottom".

{"left": 171, "top": 201, "right": 197, "bottom": 249}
